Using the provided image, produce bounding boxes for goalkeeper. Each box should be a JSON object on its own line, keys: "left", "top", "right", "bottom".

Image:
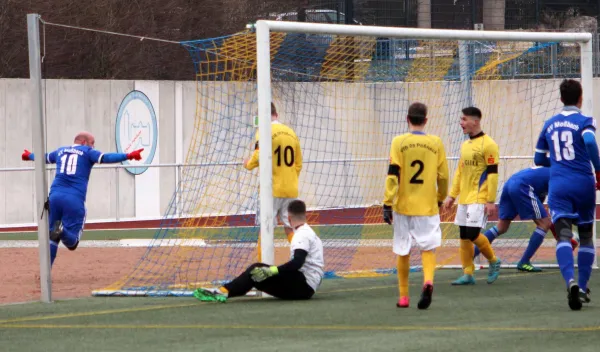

{"left": 193, "top": 199, "right": 324, "bottom": 302}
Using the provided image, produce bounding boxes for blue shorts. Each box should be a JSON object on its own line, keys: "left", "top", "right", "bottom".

{"left": 548, "top": 177, "right": 596, "bottom": 225}
{"left": 48, "top": 192, "right": 86, "bottom": 248}
{"left": 498, "top": 179, "right": 547, "bottom": 221}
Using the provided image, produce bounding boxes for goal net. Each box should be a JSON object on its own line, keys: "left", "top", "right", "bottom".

{"left": 94, "top": 23, "right": 593, "bottom": 296}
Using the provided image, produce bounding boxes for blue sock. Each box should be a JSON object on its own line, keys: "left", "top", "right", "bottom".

{"left": 556, "top": 241, "right": 575, "bottom": 287}
{"left": 519, "top": 227, "right": 546, "bottom": 264}
{"left": 50, "top": 241, "right": 58, "bottom": 266}
{"left": 474, "top": 226, "right": 499, "bottom": 258}
{"left": 578, "top": 245, "right": 595, "bottom": 291}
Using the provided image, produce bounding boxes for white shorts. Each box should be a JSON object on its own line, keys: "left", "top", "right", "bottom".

{"left": 393, "top": 212, "right": 442, "bottom": 256}
{"left": 454, "top": 204, "right": 487, "bottom": 228}
{"left": 255, "top": 197, "right": 294, "bottom": 228}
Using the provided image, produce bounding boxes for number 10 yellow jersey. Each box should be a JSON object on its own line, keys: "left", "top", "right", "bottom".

{"left": 245, "top": 121, "right": 303, "bottom": 198}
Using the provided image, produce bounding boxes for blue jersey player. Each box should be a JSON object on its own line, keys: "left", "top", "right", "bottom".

{"left": 22, "top": 131, "right": 143, "bottom": 267}
{"left": 474, "top": 167, "right": 578, "bottom": 272}
{"left": 534, "top": 79, "right": 600, "bottom": 310}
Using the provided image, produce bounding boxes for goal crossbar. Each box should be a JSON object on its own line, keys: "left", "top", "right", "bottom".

{"left": 258, "top": 20, "right": 593, "bottom": 43}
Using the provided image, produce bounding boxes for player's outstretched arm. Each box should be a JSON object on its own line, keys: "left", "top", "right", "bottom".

{"left": 22, "top": 149, "right": 58, "bottom": 164}
{"left": 93, "top": 149, "right": 144, "bottom": 164}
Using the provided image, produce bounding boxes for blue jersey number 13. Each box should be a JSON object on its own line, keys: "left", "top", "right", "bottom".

{"left": 551, "top": 130, "right": 575, "bottom": 161}
{"left": 59, "top": 154, "right": 78, "bottom": 175}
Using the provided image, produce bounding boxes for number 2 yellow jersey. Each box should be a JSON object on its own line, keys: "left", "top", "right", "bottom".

{"left": 245, "top": 121, "right": 303, "bottom": 198}
{"left": 383, "top": 132, "right": 449, "bottom": 216}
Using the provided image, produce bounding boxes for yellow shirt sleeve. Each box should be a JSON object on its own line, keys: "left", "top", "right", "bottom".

{"left": 384, "top": 138, "right": 401, "bottom": 206}
{"left": 437, "top": 139, "right": 449, "bottom": 203}
{"left": 295, "top": 138, "right": 303, "bottom": 176}
{"left": 449, "top": 158, "right": 462, "bottom": 199}
{"left": 244, "top": 131, "right": 260, "bottom": 170}
{"left": 485, "top": 140, "right": 500, "bottom": 203}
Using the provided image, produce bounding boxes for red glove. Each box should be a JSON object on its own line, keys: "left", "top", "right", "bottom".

{"left": 596, "top": 171, "right": 600, "bottom": 190}
{"left": 126, "top": 148, "right": 144, "bottom": 161}
{"left": 22, "top": 149, "right": 32, "bottom": 161}
{"left": 571, "top": 238, "right": 579, "bottom": 252}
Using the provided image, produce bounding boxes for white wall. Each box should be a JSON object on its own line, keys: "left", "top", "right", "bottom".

{"left": 0, "top": 79, "right": 197, "bottom": 226}
{"left": 1, "top": 78, "right": 598, "bottom": 226}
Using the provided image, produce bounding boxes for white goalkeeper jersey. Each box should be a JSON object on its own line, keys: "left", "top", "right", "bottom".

{"left": 291, "top": 224, "right": 324, "bottom": 291}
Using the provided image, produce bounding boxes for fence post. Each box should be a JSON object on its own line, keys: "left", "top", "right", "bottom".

{"left": 115, "top": 167, "right": 120, "bottom": 221}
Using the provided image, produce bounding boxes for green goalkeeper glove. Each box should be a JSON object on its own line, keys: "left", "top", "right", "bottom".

{"left": 250, "top": 266, "right": 278, "bottom": 282}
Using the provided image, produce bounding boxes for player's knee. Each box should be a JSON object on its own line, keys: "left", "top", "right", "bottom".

{"left": 66, "top": 241, "right": 79, "bottom": 251}
{"left": 534, "top": 218, "right": 552, "bottom": 232}
{"left": 554, "top": 218, "right": 574, "bottom": 242}
{"left": 496, "top": 220, "right": 510, "bottom": 234}
{"left": 578, "top": 223, "right": 594, "bottom": 246}
{"left": 61, "top": 232, "right": 80, "bottom": 250}
{"left": 459, "top": 226, "right": 480, "bottom": 241}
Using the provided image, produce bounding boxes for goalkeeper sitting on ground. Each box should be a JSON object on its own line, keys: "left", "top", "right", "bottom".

{"left": 193, "top": 199, "right": 324, "bottom": 302}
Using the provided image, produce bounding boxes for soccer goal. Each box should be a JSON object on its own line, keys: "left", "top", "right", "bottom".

{"left": 94, "top": 21, "right": 595, "bottom": 297}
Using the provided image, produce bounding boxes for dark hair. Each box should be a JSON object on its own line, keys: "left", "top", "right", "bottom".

{"left": 287, "top": 199, "right": 306, "bottom": 218}
{"left": 271, "top": 102, "right": 277, "bottom": 116}
{"left": 462, "top": 106, "right": 482, "bottom": 119}
{"left": 407, "top": 102, "right": 427, "bottom": 126}
{"left": 559, "top": 79, "right": 582, "bottom": 106}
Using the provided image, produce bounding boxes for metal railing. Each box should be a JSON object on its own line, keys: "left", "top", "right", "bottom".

{"left": 0, "top": 156, "right": 539, "bottom": 227}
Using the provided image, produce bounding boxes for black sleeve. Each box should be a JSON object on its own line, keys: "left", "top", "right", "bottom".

{"left": 277, "top": 249, "right": 308, "bottom": 272}
{"left": 486, "top": 164, "right": 498, "bottom": 174}
{"left": 388, "top": 164, "right": 400, "bottom": 177}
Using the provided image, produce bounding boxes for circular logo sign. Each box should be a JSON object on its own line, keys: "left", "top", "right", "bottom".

{"left": 115, "top": 90, "right": 158, "bottom": 175}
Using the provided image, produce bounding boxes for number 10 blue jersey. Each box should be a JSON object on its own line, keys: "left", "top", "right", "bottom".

{"left": 47, "top": 145, "right": 103, "bottom": 200}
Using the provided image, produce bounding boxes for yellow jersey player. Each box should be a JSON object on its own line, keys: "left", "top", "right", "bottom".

{"left": 244, "top": 102, "right": 303, "bottom": 245}
{"left": 383, "top": 102, "right": 449, "bottom": 310}
{"left": 442, "top": 106, "right": 502, "bottom": 285}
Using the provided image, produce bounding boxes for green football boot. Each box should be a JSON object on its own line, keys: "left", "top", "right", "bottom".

{"left": 516, "top": 262, "right": 542, "bottom": 272}
{"left": 193, "top": 288, "right": 227, "bottom": 303}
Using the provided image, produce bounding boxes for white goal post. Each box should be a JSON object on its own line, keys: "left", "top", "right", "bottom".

{"left": 254, "top": 20, "right": 595, "bottom": 267}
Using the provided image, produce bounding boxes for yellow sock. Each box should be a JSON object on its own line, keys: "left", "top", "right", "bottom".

{"left": 460, "top": 240, "right": 475, "bottom": 275}
{"left": 397, "top": 255, "right": 410, "bottom": 297}
{"left": 218, "top": 287, "right": 229, "bottom": 296}
{"left": 421, "top": 250, "right": 436, "bottom": 284}
{"left": 473, "top": 234, "right": 497, "bottom": 263}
